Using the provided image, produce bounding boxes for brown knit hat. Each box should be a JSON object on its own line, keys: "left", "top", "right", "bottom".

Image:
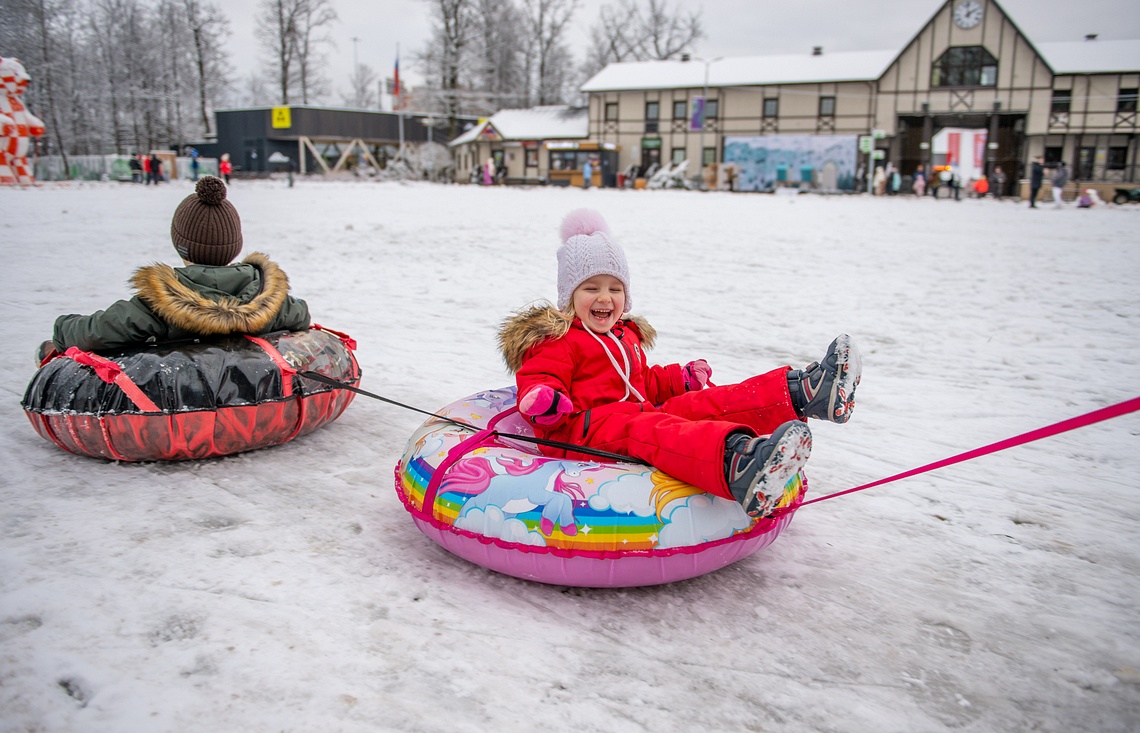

{"left": 170, "top": 176, "right": 243, "bottom": 266}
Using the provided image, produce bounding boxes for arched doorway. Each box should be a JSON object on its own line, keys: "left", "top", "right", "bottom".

{"left": 896, "top": 113, "right": 1025, "bottom": 196}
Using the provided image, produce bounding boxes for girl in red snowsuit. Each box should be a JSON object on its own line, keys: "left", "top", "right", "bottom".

{"left": 498, "top": 209, "right": 862, "bottom": 517}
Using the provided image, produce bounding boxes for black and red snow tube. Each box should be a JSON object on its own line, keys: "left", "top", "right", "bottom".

{"left": 21, "top": 326, "right": 361, "bottom": 461}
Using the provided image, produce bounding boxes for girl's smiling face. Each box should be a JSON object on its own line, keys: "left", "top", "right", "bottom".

{"left": 572, "top": 275, "right": 626, "bottom": 333}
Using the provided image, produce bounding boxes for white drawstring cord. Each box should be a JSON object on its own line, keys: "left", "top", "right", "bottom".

{"left": 584, "top": 326, "right": 646, "bottom": 403}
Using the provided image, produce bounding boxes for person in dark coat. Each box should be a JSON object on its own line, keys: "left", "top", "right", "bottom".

{"left": 44, "top": 176, "right": 309, "bottom": 357}
{"left": 128, "top": 153, "right": 142, "bottom": 183}
{"left": 989, "top": 166, "right": 1006, "bottom": 200}
{"left": 1029, "top": 155, "right": 1045, "bottom": 208}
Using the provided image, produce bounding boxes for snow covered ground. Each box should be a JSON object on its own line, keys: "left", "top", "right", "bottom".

{"left": 2, "top": 179, "right": 1138, "bottom": 732}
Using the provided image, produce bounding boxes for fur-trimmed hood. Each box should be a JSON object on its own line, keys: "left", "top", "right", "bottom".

{"left": 497, "top": 302, "right": 656, "bottom": 373}
{"left": 130, "top": 252, "right": 291, "bottom": 336}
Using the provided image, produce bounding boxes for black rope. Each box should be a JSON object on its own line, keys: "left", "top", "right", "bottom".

{"left": 298, "top": 371, "right": 649, "bottom": 465}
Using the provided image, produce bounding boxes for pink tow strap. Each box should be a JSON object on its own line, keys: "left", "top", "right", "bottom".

{"left": 773, "top": 395, "right": 1140, "bottom": 516}
{"left": 63, "top": 347, "right": 160, "bottom": 413}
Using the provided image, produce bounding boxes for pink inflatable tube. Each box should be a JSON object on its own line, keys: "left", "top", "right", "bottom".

{"left": 394, "top": 387, "right": 806, "bottom": 588}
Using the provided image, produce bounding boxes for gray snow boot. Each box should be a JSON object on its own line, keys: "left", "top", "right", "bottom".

{"left": 725, "top": 421, "right": 812, "bottom": 517}
{"left": 788, "top": 334, "right": 862, "bottom": 423}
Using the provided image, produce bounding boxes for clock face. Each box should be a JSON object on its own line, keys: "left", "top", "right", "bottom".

{"left": 954, "top": 0, "right": 984, "bottom": 29}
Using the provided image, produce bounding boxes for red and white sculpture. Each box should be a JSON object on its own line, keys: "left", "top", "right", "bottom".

{"left": 1, "top": 57, "right": 46, "bottom": 185}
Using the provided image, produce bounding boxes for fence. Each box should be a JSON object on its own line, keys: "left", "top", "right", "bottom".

{"left": 34, "top": 155, "right": 219, "bottom": 182}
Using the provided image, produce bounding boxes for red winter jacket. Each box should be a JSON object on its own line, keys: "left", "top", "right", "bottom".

{"left": 499, "top": 304, "right": 686, "bottom": 442}
{"left": 498, "top": 304, "right": 801, "bottom": 496}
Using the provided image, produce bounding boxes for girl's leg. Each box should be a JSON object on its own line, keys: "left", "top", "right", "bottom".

{"left": 584, "top": 409, "right": 744, "bottom": 500}
{"left": 657, "top": 366, "right": 800, "bottom": 435}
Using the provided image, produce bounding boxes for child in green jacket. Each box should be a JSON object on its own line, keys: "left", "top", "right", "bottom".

{"left": 42, "top": 176, "right": 309, "bottom": 360}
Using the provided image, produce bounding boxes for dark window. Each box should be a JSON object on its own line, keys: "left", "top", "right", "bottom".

{"left": 931, "top": 46, "right": 998, "bottom": 87}
{"left": 1078, "top": 146, "right": 1095, "bottom": 180}
{"left": 1051, "top": 89, "right": 1072, "bottom": 113}
{"left": 550, "top": 151, "right": 580, "bottom": 170}
{"left": 763, "top": 98, "right": 779, "bottom": 117}
{"left": 706, "top": 99, "right": 719, "bottom": 118}
{"left": 673, "top": 100, "right": 687, "bottom": 119}
{"left": 671, "top": 147, "right": 686, "bottom": 165}
{"left": 525, "top": 148, "right": 537, "bottom": 167}
{"left": 819, "top": 96, "right": 836, "bottom": 116}
{"left": 641, "top": 146, "right": 661, "bottom": 172}
{"left": 605, "top": 102, "right": 618, "bottom": 121}
{"left": 702, "top": 147, "right": 716, "bottom": 166}
{"left": 645, "top": 101, "right": 659, "bottom": 133}
{"left": 1118, "top": 89, "right": 1138, "bottom": 113}
{"left": 1107, "top": 147, "right": 1128, "bottom": 170}
{"left": 1044, "top": 146, "right": 1063, "bottom": 165}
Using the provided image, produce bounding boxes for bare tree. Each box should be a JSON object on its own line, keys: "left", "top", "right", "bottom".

{"left": 417, "top": 0, "right": 474, "bottom": 137}
{"left": 583, "top": 0, "right": 702, "bottom": 78}
{"left": 341, "top": 63, "right": 378, "bottom": 109}
{"left": 469, "top": 0, "right": 527, "bottom": 111}
{"left": 257, "top": 0, "right": 302, "bottom": 104}
{"left": 293, "top": 0, "right": 338, "bottom": 104}
{"left": 182, "top": 0, "right": 231, "bottom": 135}
{"left": 1, "top": 0, "right": 233, "bottom": 161}
{"left": 521, "top": 0, "right": 576, "bottom": 105}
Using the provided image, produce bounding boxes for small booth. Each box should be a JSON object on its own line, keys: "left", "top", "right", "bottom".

{"left": 546, "top": 142, "right": 620, "bottom": 188}
{"left": 450, "top": 106, "right": 618, "bottom": 187}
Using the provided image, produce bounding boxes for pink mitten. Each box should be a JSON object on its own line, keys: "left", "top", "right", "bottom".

{"left": 518, "top": 385, "right": 574, "bottom": 426}
{"left": 683, "top": 359, "right": 712, "bottom": 391}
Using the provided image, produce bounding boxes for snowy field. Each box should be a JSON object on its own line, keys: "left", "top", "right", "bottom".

{"left": 2, "top": 179, "right": 1139, "bottom": 732}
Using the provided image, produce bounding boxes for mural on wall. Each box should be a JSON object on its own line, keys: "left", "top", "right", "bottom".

{"left": 724, "top": 135, "right": 857, "bottom": 192}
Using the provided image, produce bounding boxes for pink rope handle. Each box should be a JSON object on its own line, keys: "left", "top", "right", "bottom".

{"left": 771, "top": 395, "right": 1140, "bottom": 517}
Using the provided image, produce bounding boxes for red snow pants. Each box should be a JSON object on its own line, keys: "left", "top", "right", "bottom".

{"left": 550, "top": 367, "right": 800, "bottom": 500}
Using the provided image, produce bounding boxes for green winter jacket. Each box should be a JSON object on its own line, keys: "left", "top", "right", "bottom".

{"left": 53, "top": 252, "right": 310, "bottom": 352}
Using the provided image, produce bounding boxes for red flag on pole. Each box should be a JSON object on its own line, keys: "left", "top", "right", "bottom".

{"left": 393, "top": 54, "right": 400, "bottom": 98}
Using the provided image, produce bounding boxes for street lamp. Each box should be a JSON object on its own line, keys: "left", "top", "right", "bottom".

{"left": 689, "top": 56, "right": 724, "bottom": 189}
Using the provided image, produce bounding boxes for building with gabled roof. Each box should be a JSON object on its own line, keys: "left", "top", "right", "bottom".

{"left": 580, "top": 0, "right": 1138, "bottom": 196}
{"left": 450, "top": 106, "right": 617, "bottom": 186}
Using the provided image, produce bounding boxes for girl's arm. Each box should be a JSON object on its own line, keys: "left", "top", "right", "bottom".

{"left": 516, "top": 338, "right": 575, "bottom": 402}
{"left": 642, "top": 362, "right": 687, "bottom": 404}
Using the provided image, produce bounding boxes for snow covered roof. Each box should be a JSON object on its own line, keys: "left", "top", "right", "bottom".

{"left": 1035, "top": 39, "right": 1140, "bottom": 74}
{"left": 580, "top": 50, "right": 899, "bottom": 92}
{"left": 449, "top": 106, "right": 588, "bottom": 147}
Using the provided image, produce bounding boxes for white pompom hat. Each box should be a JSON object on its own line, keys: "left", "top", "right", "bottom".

{"left": 556, "top": 209, "right": 632, "bottom": 314}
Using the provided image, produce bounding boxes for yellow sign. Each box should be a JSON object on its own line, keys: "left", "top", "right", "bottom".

{"left": 271, "top": 107, "right": 292, "bottom": 129}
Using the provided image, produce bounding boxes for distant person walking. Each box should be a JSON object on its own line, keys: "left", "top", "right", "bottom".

{"left": 912, "top": 164, "right": 926, "bottom": 197}
{"left": 190, "top": 149, "right": 200, "bottom": 182}
{"left": 990, "top": 166, "right": 1006, "bottom": 200}
{"left": 219, "top": 153, "right": 232, "bottom": 185}
{"left": 1029, "top": 155, "right": 1044, "bottom": 208}
{"left": 582, "top": 158, "right": 593, "bottom": 190}
{"left": 129, "top": 153, "right": 143, "bottom": 184}
{"left": 1051, "top": 161, "right": 1069, "bottom": 208}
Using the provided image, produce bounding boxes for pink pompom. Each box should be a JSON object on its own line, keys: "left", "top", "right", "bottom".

{"left": 559, "top": 209, "right": 610, "bottom": 243}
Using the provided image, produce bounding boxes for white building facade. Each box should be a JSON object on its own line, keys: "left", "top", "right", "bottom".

{"left": 580, "top": 0, "right": 1139, "bottom": 196}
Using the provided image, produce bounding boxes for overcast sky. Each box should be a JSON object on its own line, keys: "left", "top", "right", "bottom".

{"left": 219, "top": 0, "right": 1140, "bottom": 103}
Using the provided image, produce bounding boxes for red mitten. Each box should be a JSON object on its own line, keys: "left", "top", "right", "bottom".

{"left": 519, "top": 385, "right": 574, "bottom": 426}
{"left": 683, "top": 359, "right": 712, "bottom": 391}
